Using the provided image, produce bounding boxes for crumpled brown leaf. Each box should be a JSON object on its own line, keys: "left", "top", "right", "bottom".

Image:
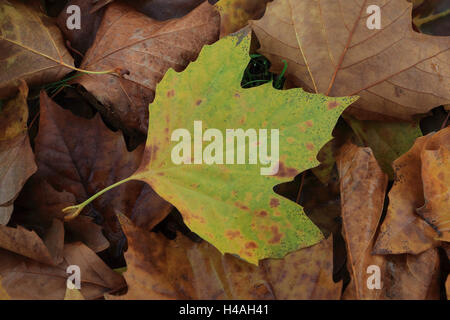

{"left": 34, "top": 92, "right": 172, "bottom": 257}
{"left": 250, "top": 0, "right": 450, "bottom": 121}
{"left": 337, "top": 142, "right": 388, "bottom": 299}
{"left": 0, "top": 0, "right": 74, "bottom": 98}
{"left": 416, "top": 128, "right": 450, "bottom": 242}
{"left": 374, "top": 128, "right": 450, "bottom": 255}
{"left": 108, "top": 214, "right": 341, "bottom": 300}
{"left": 0, "top": 81, "right": 37, "bottom": 225}
{"left": 76, "top": 1, "right": 220, "bottom": 136}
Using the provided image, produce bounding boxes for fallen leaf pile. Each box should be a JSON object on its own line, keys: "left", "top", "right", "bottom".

{"left": 0, "top": 0, "right": 448, "bottom": 300}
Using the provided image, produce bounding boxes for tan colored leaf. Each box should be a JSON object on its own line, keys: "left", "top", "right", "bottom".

{"left": 0, "top": 81, "right": 36, "bottom": 225}
{"left": 337, "top": 142, "right": 388, "bottom": 299}
{"left": 373, "top": 134, "right": 441, "bottom": 255}
{"left": 76, "top": 1, "right": 220, "bottom": 135}
{"left": 110, "top": 214, "right": 341, "bottom": 300}
{"left": 215, "top": 0, "right": 271, "bottom": 37}
{"left": 250, "top": 0, "right": 450, "bottom": 120}
{"left": 382, "top": 248, "right": 440, "bottom": 300}
{"left": 0, "top": 0, "right": 74, "bottom": 98}
{"left": 417, "top": 127, "right": 450, "bottom": 241}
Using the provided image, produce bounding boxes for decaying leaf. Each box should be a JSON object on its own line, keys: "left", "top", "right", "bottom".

{"left": 109, "top": 214, "right": 341, "bottom": 300}
{"left": 381, "top": 247, "right": 441, "bottom": 300}
{"left": 76, "top": 1, "right": 220, "bottom": 136}
{"left": 374, "top": 129, "right": 449, "bottom": 255}
{"left": 337, "top": 142, "right": 387, "bottom": 299}
{"left": 88, "top": 29, "right": 358, "bottom": 264}
{"left": 215, "top": 0, "right": 271, "bottom": 37}
{"left": 0, "top": 81, "right": 36, "bottom": 225}
{"left": 0, "top": 219, "right": 64, "bottom": 265}
{"left": 0, "top": 0, "right": 74, "bottom": 98}
{"left": 416, "top": 127, "right": 450, "bottom": 242}
{"left": 251, "top": 0, "right": 450, "bottom": 121}
{"left": 35, "top": 92, "right": 172, "bottom": 255}
{"left": 0, "top": 242, "right": 125, "bottom": 299}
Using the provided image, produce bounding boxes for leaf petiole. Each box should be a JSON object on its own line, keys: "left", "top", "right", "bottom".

{"left": 62, "top": 176, "right": 135, "bottom": 221}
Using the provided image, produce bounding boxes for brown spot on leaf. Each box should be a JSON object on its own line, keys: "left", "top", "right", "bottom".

{"left": 306, "top": 120, "right": 313, "bottom": 127}
{"left": 269, "top": 226, "right": 283, "bottom": 244}
{"left": 235, "top": 201, "right": 249, "bottom": 210}
{"left": 225, "top": 230, "right": 241, "bottom": 240}
{"left": 167, "top": 89, "right": 175, "bottom": 97}
{"left": 269, "top": 198, "right": 280, "bottom": 208}
{"left": 256, "top": 210, "right": 268, "bottom": 217}
{"left": 306, "top": 143, "right": 314, "bottom": 151}
{"left": 277, "top": 162, "right": 298, "bottom": 177}
{"left": 327, "top": 101, "right": 339, "bottom": 109}
{"left": 196, "top": 99, "right": 202, "bottom": 106}
{"left": 245, "top": 241, "right": 258, "bottom": 249}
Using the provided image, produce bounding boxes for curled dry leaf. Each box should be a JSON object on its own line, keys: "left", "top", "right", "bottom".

{"left": 0, "top": 0, "right": 74, "bottom": 98}
{"left": 373, "top": 129, "right": 450, "bottom": 255}
{"left": 215, "top": 0, "right": 271, "bottom": 37}
{"left": 250, "top": 0, "right": 450, "bottom": 121}
{"left": 36, "top": 92, "right": 172, "bottom": 255}
{"left": 109, "top": 214, "right": 341, "bottom": 300}
{"left": 0, "top": 81, "right": 36, "bottom": 225}
{"left": 416, "top": 127, "right": 450, "bottom": 242}
{"left": 76, "top": 1, "right": 220, "bottom": 135}
{"left": 337, "top": 142, "right": 388, "bottom": 299}
{"left": 0, "top": 242, "right": 125, "bottom": 299}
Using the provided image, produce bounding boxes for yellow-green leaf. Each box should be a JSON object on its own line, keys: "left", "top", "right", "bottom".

{"left": 67, "top": 29, "right": 357, "bottom": 264}
{"left": 130, "top": 29, "right": 357, "bottom": 264}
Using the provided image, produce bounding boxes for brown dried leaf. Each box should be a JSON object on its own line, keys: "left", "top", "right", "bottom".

{"left": 0, "top": 81, "right": 36, "bottom": 225}
{"left": 76, "top": 1, "right": 220, "bottom": 135}
{"left": 337, "top": 142, "right": 388, "bottom": 299}
{"left": 0, "top": 0, "right": 74, "bottom": 98}
{"left": 373, "top": 133, "right": 444, "bottom": 255}
{"left": 381, "top": 248, "right": 441, "bottom": 300}
{"left": 417, "top": 128, "right": 450, "bottom": 242}
{"left": 250, "top": 0, "right": 450, "bottom": 121}
{"left": 0, "top": 219, "right": 64, "bottom": 265}
{"left": 14, "top": 176, "right": 110, "bottom": 253}
{"left": 35, "top": 92, "right": 172, "bottom": 255}
{"left": 0, "top": 242, "right": 125, "bottom": 299}
{"left": 109, "top": 215, "right": 341, "bottom": 300}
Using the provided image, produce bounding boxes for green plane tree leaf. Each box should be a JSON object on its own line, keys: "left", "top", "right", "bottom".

{"left": 64, "top": 29, "right": 357, "bottom": 264}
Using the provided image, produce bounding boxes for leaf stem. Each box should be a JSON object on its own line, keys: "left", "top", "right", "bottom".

{"left": 62, "top": 177, "right": 135, "bottom": 221}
